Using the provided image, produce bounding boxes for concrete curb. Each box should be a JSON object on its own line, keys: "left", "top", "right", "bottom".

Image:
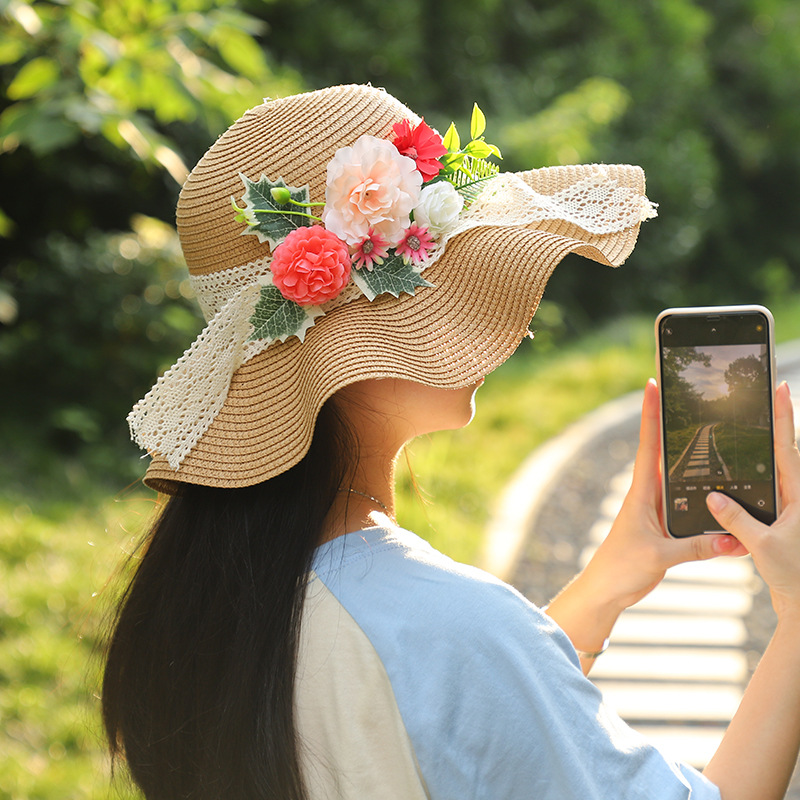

{"left": 480, "top": 340, "right": 800, "bottom": 583}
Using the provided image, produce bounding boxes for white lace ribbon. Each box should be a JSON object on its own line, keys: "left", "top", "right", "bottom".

{"left": 129, "top": 168, "right": 656, "bottom": 469}
{"left": 128, "top": 284, "right": 261, "bottom": 468}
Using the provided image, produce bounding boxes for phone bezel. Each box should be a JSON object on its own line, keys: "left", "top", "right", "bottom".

{"left": 655, "top": 304, "right": 779, "bottom": 538}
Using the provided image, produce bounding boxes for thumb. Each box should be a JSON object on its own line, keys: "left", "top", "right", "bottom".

{"left": 705, "top": 491, "right": 764, "bottom": 549}
{"left": 665, "top": 526, "right": 747, "bottom": 567}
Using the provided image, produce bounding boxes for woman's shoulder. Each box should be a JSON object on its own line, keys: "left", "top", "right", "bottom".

{"left": 309, "top": 524, "right": 573, "bottom": 661}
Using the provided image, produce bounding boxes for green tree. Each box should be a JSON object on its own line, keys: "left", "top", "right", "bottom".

{"left": 724, "top": 353, "right": 769, "bottom": 426}
{"left": 0, "top": 0, "right": 301, "bottom": 480}
{"left": 662, "top": 345, "right": 712, "bottom": 430}
{"left": 258, "top": 0, "right": 800, "bottom": 321}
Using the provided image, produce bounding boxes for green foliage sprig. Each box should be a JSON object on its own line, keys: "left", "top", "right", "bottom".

{"left": 438, "top": 103, "right": 502, "bottom": 202}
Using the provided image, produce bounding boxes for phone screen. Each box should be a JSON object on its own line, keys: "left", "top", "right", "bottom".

{"left": 657, "top": 306, "right": 777, "bottom": 537}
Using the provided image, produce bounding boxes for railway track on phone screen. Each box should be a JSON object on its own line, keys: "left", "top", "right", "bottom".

{"left": 488, "top": 340, "right": 800, "bottom": 787}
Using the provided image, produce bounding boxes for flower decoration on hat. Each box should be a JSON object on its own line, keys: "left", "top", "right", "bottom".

{"left": 232, "top": 104, "right": 501, "bottom": 346}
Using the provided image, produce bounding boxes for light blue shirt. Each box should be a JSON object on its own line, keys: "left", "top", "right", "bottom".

{"left": 309, "top": 526, "right": 721, "bottom": 800}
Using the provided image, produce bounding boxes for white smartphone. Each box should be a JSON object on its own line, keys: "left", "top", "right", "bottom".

{"left": 655, "top": 305, "right": 778, "bottom": 538}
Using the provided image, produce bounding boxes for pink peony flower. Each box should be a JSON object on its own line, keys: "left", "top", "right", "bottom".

{"left": 270, "top": 226, "right": 352, "bottom": 306}
{"left": 323, "top": 135, "right": 422, "bottom": 247}
{"left": 395, "top": 224, "right": 436, "bottom": 265}
{"left": 392, "top": 119, "right": 447, "bottom": 182}
{"left": 351, "top": 228, "right": 390, "bottom": 271}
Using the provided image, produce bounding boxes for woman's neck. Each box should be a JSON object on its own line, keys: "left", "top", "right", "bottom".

{"left": 320, "top": 451, "right": 398, "bottom": 542}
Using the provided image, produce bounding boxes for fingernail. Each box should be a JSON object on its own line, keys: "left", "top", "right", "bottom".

{"left": 706, "top": 492, "right": 728, "bottom": 513}
{"left": 713, "top": 535, "right": 735, "bottom": 554}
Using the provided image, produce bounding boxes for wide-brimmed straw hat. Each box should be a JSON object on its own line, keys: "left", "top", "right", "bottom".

{"left": 129, "top": 84, "right": 655, "bottom": 494}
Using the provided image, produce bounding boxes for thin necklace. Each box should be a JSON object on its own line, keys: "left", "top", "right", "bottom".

{"left": 340, "top": 487, "right": 390, "bottom": 514}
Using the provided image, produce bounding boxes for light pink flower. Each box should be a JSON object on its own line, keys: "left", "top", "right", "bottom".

{"left": 395, "top": 224, "right": 436, "bottom": 265}
{"left": 323, "top": 135, "right": 422, "bottom": 247}
{"left": 351, "top": 228, "right": 390, "bottom": 271}
{"left": 270, "top": 226, "right": 351, "bottom": 306}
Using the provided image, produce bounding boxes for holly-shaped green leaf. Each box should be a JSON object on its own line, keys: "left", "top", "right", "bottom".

{"left": 248, "top": 283, "right": 323, "bottom": 344}
{"left": 351, "top": 252, "right": 435, "bottom": 302}
{"left": 236, "top": 174, "right": 314, "bottom": 249}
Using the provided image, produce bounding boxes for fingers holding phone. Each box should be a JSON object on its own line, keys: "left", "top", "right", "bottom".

{"left": 706, "top": 381, "right": 800, "bottom": 621}
{"left": 655, "top": 305, "right": 779, "bottom": 538}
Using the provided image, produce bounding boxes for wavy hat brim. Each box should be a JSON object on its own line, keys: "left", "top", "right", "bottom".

{"left": 136, "top": 86, "right": 649, "bottom": 493}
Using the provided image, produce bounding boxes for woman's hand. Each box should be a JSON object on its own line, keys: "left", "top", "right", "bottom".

{"left": 577, "top": 378, "right": 747, "bottom": 614}
{"left": 705, "top": 381, "right": 800, "bottom": 623}
{"left": 701, "top": 381, "right": 800, "bottom": 800}
{"left": 546, "top": 378, "right": 747, "bottom": 672}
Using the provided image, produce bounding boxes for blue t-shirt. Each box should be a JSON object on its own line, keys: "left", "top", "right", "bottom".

{"left": 294, "top": 526, "right": 721, "bottom": 799}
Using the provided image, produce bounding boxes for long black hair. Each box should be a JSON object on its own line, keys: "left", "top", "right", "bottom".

{"left": 102, "top": 400, "right": 358, "bottom": 799}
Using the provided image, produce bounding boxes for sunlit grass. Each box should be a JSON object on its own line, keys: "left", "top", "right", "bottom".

{"left": 714, "top": 422, "right": 774, "bottom": 480}
{"left": 0, "top": 492, "right": 152, "bottom": 799}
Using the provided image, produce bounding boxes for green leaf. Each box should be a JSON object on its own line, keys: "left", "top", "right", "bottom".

{"left": 211, "top": 25, "right": 269, "bottom": 82}
{"left": 440, "top": 151, "right": 465, "bottom": 173}
{"left": 238, "top": 174, "right": 313, "bottom": 249}
{"left": 446, "top": 155, "right": 500, "bottom": 206}
{"left": 486, "top": 142, "right": 503, "bottom": 159}
{"left": 350, "top": 252, "right": 434, "bottom": 302}
{"left": 0, "top": 104, "right": 80, "bottom": 154}
{"left": 457, "top": 155, "right": 499, "bottom": 181}
{"left": 470, "top": 103, "right": 486, "bottom": 139}
{"left": 248, "top": 283, "right": 323, "bottom": 344}
{"left": 463, "top": 139, "right": 494, "bottom": 159}
{"left": 0, "top": 39, "right": 26, "bottom": 66}
{"left": 7, "top": 56, "right": 60, "bottom": 100}
{"left": 442, "top": 121, "right": 461, "bottom": 153}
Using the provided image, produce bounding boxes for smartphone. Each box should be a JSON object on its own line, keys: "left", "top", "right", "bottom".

{"left": 655, "top": 305, "right": 778, "bottom": 538}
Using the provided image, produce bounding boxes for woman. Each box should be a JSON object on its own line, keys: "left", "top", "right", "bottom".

{"left": 105, "top": 85, "right": 800, "bottom": 799}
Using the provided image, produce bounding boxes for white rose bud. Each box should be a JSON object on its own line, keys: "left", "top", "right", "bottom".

{"left": 413, "top": 182, "right": 464, "bottom": 237}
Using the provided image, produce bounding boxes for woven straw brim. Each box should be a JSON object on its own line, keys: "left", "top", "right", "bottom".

{"left": 144, "top": 219, "right": 633, "bottom": 494}
{"left": 139, "top": 85, "right": 647, "bottom": 493}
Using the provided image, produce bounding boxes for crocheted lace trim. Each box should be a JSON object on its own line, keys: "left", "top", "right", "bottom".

{"left": 129, "top": 167, "right": 656, "bottom": 469}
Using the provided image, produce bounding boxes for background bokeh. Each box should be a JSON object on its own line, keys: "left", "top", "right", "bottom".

{"left": 2, "top": 1, "right": 800, "bottom": 796}
{"left": 2, "top": 0, "right": 800, "bottom": 487}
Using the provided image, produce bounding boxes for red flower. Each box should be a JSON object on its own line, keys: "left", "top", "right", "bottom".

{"left": 392, "top": 119, "right": 447, "bottom": 182}
{"left": 395, "top": 224, "right": 436, "bottom": 265}
{"left": 351, "top": 228, "right": 390, "bottom": 271}
{"left": 271, "top": 226, "right": 351, "bottom": 306}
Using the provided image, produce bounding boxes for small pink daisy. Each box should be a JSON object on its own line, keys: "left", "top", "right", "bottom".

{"left": 395, "top": 224, "right": 436, "bottom": 265}
{"left": 351, "top": 228, "right": 390, "bottom": 271}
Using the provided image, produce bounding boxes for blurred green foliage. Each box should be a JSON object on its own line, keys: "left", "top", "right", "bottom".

{"left": 2, "top": 3, "right": 800, "bottom": 792}
{"left": 259, "top": 0, "right": 800, "bottom": 321}
{"left": 0, "top": 216, "right": 199, "bottom": 481}
{"left": 0, "top": 0, "right": 301, "bottom": 483}
{"left": 1, "top": 0, "right": 800, "bottom": 481}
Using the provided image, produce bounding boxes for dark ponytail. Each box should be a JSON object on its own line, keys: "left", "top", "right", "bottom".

{"left": 102, "top": 400, "right": 357, "bottom": 799}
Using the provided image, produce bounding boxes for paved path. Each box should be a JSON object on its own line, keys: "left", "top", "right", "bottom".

{"left": 672, "top": 422, "right": 730, "bottom": 481}
{"left": 482, "top": 340, "right": 800, "bottom": 784}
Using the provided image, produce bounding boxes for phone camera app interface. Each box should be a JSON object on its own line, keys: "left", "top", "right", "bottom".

{"left": 660, "top": 313, "right": 775, "bottom": 536}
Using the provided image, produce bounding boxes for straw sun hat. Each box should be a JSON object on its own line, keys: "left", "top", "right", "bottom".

{"left": 129, "top": 84, "right": 656, "bottom": 494}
